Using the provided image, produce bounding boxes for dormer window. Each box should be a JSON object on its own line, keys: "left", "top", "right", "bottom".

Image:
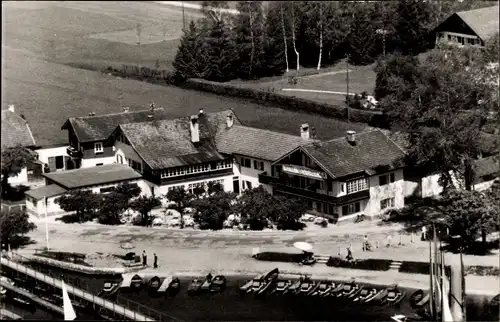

{"left": 94, "top": 142, "right": 103, "bottom": 154}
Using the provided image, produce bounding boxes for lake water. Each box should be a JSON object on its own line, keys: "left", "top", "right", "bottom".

{"left": 3, "top": 263, "right": 499, "bottom": 321}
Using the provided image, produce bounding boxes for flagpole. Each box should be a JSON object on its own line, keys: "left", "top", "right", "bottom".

{"left": 429, "top": 238, "right": 435, "bottom": 320}
{"left": 44, "top": 197, "right": 50, "bottom": 251}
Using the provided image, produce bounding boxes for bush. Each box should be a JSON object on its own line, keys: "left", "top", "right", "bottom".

{"left": 104, "top": 65, "right": 176, "bottom": 86}
{"left": 35, "top": 251, "right": 91, "bottom": 267}
{"left": 277, "top": 220, "right": 306, "bottom": 231}
{"left": 399, "top": 261, "right": 452, "bottom": 276}
{"left": 465, "top": 266, "right": 500, "bottom": 276}
{"left": 183, "top": 79, "right": 389, "bottom": 129}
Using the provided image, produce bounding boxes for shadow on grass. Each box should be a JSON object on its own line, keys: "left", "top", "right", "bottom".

{"left": 2, "top": 236, "right": 37, "bottom": 250}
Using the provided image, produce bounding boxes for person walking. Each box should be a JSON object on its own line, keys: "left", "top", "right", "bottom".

{"left": 142, "top": 250, "right": 147, "bottom": 266}
{"left": 153, "top": 253, "right": 158, "bottom": 269}
{"left": 386, "top": 234, "right": 392, "bottom": 247}
{"left": 421, "top": 226, "right": 427, "bottom": 241}
{"left": 346, "top": 244, "right": 353, "bottom": 262}
{"left": 363, "top": 235, "right": 369, "bottom": 251}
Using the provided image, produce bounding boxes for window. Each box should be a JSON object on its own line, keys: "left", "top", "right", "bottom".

{"left": 346, "top": 178, "right": 368, "bottom": 194}
{"left": 246, "top": 181, "right": 252, "bottom": 190}
{"left": 379, "top": 173, "right": 395, "bottom": 186}
{"left": 380, "top": 197, "right": 395, "bottom": 210}
{"left": 447, "top": 35, "right": 451, "bottom": 41}
{"left": 55, "top": 156, "right": 64, "bottom": 169}
{"left": 94, "top": 142, "right": 103, "bottom": 154}
{"left": 341, "top": 183, "right": 344, "bottom": 193}
{"left": 253, "top": 160, "right": 264, "bottom": 171}
{"left": 100, "top": 186, "right": 115, "bottom": 193}
{"left": 342, "top": 202, "right": 361, "bottom": 216}
{"left": 117, "top": 155, "right": 123, "bottom": 164}
{"left": 241, "top": 157, "right": 251, "bottom": 168}
{"left": 217, "top": 159, "right": 232, "bottom": 169}
{"left": 318, "top": 180, "right": 325, "bottom": 190}
{"left": 96, "top": 163, "right": 104, "bottom": 166}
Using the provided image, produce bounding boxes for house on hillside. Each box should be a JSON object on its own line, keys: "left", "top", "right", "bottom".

{"left": 215, "top": 123, "right": 316, "bottom": 194}
{"left": 1, "top": 105, "right": 42, "bottom": 187}
{"left": 261, "top": 130, "right": 407, "bottom": 221}
{"left": 434, "top": 5, "right": 499, "bottom": 47}
{"left": 61, "top": 107, "right": 171, "bottom": 169}
{"left": 108, "top": 109, "right": 241, "bottom": 200}
{"left": 25, "top": 163, "right": 142, "bottom": 216}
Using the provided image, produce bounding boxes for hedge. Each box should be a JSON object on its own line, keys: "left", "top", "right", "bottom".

{"left": 465, "top": 266, "right": 500, "bottom": 277}
{"left": 253, "top": 252, "right": 303, "bottom": 263}
{"left": 326, "top": 256, "right": 392, "bottom": 271}
{"left": 184, "top": 78, "right": 391, "bottom": 128}
{"left": 398, "top": 261, "right": 452, "bottom": 277}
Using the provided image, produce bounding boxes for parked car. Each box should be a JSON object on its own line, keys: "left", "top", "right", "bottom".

{"left": 168, "top": 219, "right": 181, "bottom": 227}
{"left": 300, "top": 214, "right": 316, "bottom": 222}
{"left": 314, "top": 217, "right": 327, "bottom": 225}
{"left": 152, "top": 218, "right": 164, "bottom": 226}
{"left": 184, "top": 218, "right": 195, "bottom": 227}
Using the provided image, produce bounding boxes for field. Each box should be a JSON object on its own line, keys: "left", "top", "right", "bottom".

{"left": 230, "top": 63, "right": 377, "bottom": 106}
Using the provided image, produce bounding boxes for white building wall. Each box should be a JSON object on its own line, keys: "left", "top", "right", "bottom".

{"left": 7, "top": 168, "right": 28, "bottom": 186}
{"left": 114, "top": 141, "right": 144, "bottom": 171}
{"left": 235, "top": 155, "right": 273, "bottom": 193}
{"left": 365, "top": 169, "right": 405, "bottom": 216}
{"left": 36, "top": 146, "right": 69, "bottom": 166}
{"left": 336, "top": 199, "right": 369, "bottom": 222}
{"left": 25, "top": 195, "right": 64, "bottom": 217}
{"left": 81, "top": 156, "right": 115, "bottom": 168}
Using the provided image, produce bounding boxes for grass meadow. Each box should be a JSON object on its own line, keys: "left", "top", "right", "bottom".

{"left": 2, "top": 1, "right": 368, "bottom": 147}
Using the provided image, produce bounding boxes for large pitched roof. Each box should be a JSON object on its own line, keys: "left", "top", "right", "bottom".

{"left": 62, "top": 108, "right": 172, "bottom": 143}
{"left": 118, "top": 110, "right": 240, "bottom": 170}
{"left": 216, "top": 125, "right": 316, "bottom": 161}
{"left": 43, "top": 163, "right": 142, "bottom": 189}
{"left": 302, "top": 130, "right": 406, "bottom": 179}
{"left": 25, "top": 184, "right": 67, "bottom": 200}
{"left": 474, "top": 155, "right": 499, "bottom": 182}
{"left": 456, "top": 5, "right": 499, "bottom": 41}
{"left": 1, "top": 109, "right": 36, "bottom": 149}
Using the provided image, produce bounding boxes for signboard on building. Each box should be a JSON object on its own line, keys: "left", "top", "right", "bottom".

{"left": 282, "top": 164, "right": 327, "bottom": 180}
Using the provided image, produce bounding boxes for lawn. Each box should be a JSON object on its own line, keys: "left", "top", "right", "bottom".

{"left": 230, "top": 62, "right": 377, "bottom": 107}
{"left": 2, "top": 1, "right": 202, "bottom": 70}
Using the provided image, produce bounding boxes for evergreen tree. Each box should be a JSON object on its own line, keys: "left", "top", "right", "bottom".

{"left": 233, "top": 1, "right": 265, "bottom": 79}
{"left": 202, "top": 19, "right": 236, "bottom": 82}
{"left": 172, "top": 21, "right": 205, "bottom": 81}
{"left": 261, "top": 2, "right": 287, "bottom": 77}
{"left": 394, "top": 0, "right": 435, "bottom": 55}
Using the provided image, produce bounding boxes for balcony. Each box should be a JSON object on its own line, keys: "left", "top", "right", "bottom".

{"left": 275, "top": 184, "right": 339, "bottom": 204}
{"left": 258, "top": 172, "right": 281, "bottom": 185}
{"left": 66, "top": 147, "right": 82, "bottom": 159}
{"left": 337, "top": 189, "right": 371, "bottom": 205}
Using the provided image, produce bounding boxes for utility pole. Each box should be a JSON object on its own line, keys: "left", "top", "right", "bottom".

{"left": 44, "top": 197, "right": 50, "bottom": 251}
{"left": 346, "top": 53, "right": 350, "bottom": 123}
{"left": 182, "top": 2, "right": 186, "bottom": 31}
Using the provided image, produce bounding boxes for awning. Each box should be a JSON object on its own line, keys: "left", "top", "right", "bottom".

{"left": 282, "top": 164, "right": 327, "bottom": 180}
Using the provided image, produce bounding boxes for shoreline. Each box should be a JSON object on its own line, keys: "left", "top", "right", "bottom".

{"left": 13, "top": 253, "right": 499, "bottom": 297}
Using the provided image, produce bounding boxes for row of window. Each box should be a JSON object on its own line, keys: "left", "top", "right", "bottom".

{"left": 168, "top": 179, "right": 225, "bottom": 194}
{"left": 446, "top": 34, "right": 481, "bottom": 46}
{"left": 241, "top": 157, "right": 264, "bottom": 171}
{"left": 380, "top": 197, "right": 395, "bottom": 210}
{"left": 343, "top": 173, "right": 395, "bottom": 194}
{"left": 160, "top": 160, "right": 232, "bottom": 179}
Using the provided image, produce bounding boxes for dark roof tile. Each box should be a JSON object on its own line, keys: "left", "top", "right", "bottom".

{"left": 25, "top": 184, "right": 67, "bottom": 200}
{"left": 1, "top": 109, "right": 36, "bottom": 149}
{"left": 216, "top": 125, "right": 316, "bottom": 161}
{"left": 302, "top": 130, "right": 406, "bottom": 178}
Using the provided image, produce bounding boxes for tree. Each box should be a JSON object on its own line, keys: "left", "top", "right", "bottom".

{"left": 438, "top": 189, "right": 498, "bottom": 247}
{"left": 98, "top": 183, "right": 141, "bottom": 225}
{"left": 129, "top": 196, "right": 162, "bottom": 227}
{"left": 1, "top": 146, "right": 37, "bottom": 199}
{"left": 280, "top": 3, "right": 289, "bottom": 73}
{"left": 201, "top": 1, "right": 230, "bottom": 25}
{"left": 233, "top": 1, "right": 265, "bottom": 79}
{"left": 273, "top": 195, "right": 307, "bottom": 231}
{"left": 55, "top": 190, "right": 100, "bottom": 223}
{"left": 290, "top": 2, "right": 300, "bottom": 71}
{"left": 0, "top": 209, "right": 36, "bottom": 248}
{"left": 260, "top": 2, "right": 287, "bottom": 76}
{"left": 381, "top": 48, "right": 496, "bottom": 191}
{"left": 191, "top": 190, "right": 236, "bottom": 230}
{"left": 172, "top": 21, "right": 206, "bottom": 82}
{"left": 165, "top": 187, "right": 192, "bottom": 228}
{"left": 201, "top": 18, "right": 236, "bottom": 82}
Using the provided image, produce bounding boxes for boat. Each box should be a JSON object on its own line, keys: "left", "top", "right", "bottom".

{"left": 210, "top": 275, "right": 226, "bottom": 293}
{"left": 130, "top": 274, "right": 143, "bottom": 289}
{"left": 297, "top": 279, "right": 315, "bottom": 295}
{"left": 187, "top": 278, "right": 203, "bottom": 295}
{"left": 271, "top": 280, "right": 291, "bottom": 295}
{"left": 201, "top": 274, "right": 213, "bottom": 291}
{"left": 240, "top": 274, "right": 262, "bottom": 293}
{"left": 353, "top": 287, "right": 377, "bottom": 303}
{"left": 365, "top": 287, "right": 389, "bottom": 304}
{"left": 99, "top": 281, "right": 120, "bottom": 297}
{"left": 248, "top": 279, "right": 265, "bottom": 294}
{"left": 309, "top": 281, "right": 329, "bottom": 296}
{"left": 157, "top": 276, "right": 173, "bottom": 294}
{"left": 148, "top": 276, "right": 162, "bottom": 293}
{"left": 338, "top": 282, "right": 362, "bottom": 298}
{"left": 410, "top": 289, "right": 429, "bottom": 309}
{"left": 263, "top": 268, "right": 280, "bottom": 281}
{"left": 384, "top": 284, "right": 406, "bottom": 306}
{"left": 168, "top": 277, "right": 181, "bottom": 296}
{"left": 328, "top": 283, "right": 344, "bottom": 297}
{"left": 287, "top": 279, "right": 302, "bottom": 295}
{"left": 257, "top": 271, "right": 280, "bottom": 295}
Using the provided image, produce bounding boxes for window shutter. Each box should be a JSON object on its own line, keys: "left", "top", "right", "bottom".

{"left": 390, "top": 173, "right": 395, "bottom": 183}
{"left": 379, "top": 175, "right": 387, "bottom": 186}
{"left": 48, "top": 157, "right": 56, "bottom": 172}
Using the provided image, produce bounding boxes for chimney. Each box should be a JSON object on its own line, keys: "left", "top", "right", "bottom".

{"left": 300, "top": 123, "right": 310, "bottom": 139}
{"left": 346, "top": 130, "right": 356, "bottom": 144}
{"left": 8, "top": 105, "right": 15, "bottom": 113}
{"left": 123, "top": 107, "right": 129, "bottom": 113}
{"left": 226, "top": 114, "right": 234, "bottom": 128}
{"left": 190, "top": 115, "right": 200, "bottom": 143}
{"left": 199, "top": 108, "right": 204, "bottom": 116}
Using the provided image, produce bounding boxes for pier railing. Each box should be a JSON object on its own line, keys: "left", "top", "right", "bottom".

{"left": 1, "top": 252, "right": 183, "bottom": 321}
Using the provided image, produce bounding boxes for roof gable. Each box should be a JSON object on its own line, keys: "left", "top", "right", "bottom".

{"left": 1, "top": 109, "right": 36, "bottom": 149}
{"left": 302, "top": 130, "right": 406, "bottom": 179}
{"left": 117, "top": 110, "right": 238, "bottom": 170}
{"left": 456, "top": 6, "right": 499, "bottom": 41}
{"left": 62, "top": 108, "right": 171, "bottom": 143}
{"left": 215, "top": 125, "right": 316, "bottom": 161}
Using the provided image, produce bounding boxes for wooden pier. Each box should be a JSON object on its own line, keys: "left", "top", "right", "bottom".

{"left": 1, "top": 256, "right": 156, "bottom": 321}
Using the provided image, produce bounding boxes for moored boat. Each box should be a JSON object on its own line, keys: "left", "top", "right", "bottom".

{"left": 410, "top": 289, "right": 429, "bottom": 309}
{"left": 201, "top": 273, "right": 213, "bottom": 292}
{"left": 130, "top": 274, "right": 143, "bottom": 290}
{"left": 210, "top": 275, "right": 226, "bottom": 293}
{"left": 309, "top": 280, "right": 328, "bottom": 296}
{"left": 168, "top": 277, "right": 181, "bottom": 296}
{"left": 148, "top": 276, "right": 162, "bottom": 294}
{"left": 240, "top": 274, "right": 262, "bottom": 293}
{"left": 338, "top": 281, "right": 362, "bottom": 299}
{"left": 298, "top": 279, "right": 315, "bottom": 295}
{"left": 187, "top": 278, "right": 203, "bottom": 295}
{"left": 287, "top": 279, "right": 302, "bottom": 295}
{"left": 384, "top": 284, "right": 406, "bottom": 306}
{"left": 248, "top": 279, "right": 265, "bottom": 294}
{"left": 328, "top": 283, "right": 344, "bottom": 297}
{"left": 271, "top": 280, "right": 291, "bottom": 295}
{"left": 365, "top": 287, "right": 389, "bottom": 304}
{"left": 353, "top": 288, "right": 376, "bottom": 303}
